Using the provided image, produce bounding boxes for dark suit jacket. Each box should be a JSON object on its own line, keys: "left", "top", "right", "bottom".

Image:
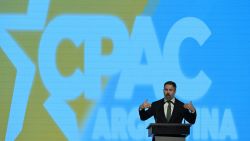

{"left": 139, "top": 98, "right": 196, "bottom": 124}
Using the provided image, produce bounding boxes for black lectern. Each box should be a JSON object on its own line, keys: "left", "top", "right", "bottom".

{"left": 147, "top": 123, "right": 191, "bottom": 141}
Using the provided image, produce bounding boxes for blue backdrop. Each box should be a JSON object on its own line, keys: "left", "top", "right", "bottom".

{"left": 1, "top": 0, "right": 249, "bottom": 141}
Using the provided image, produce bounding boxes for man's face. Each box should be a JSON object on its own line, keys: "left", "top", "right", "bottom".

{"left": 163, "top": 84, "right": 176, "bottom": 100}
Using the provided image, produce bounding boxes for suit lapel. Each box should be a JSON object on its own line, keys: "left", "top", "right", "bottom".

{"left": 169, "top": 99, "right": 179, "bottom": 122}
{"left": 159, "top": 99, "right": 167, "bottom": 123}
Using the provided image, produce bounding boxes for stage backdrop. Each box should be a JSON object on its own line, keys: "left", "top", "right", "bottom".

{"left": 0, "top": 0, "right": 249, "bottom": 141}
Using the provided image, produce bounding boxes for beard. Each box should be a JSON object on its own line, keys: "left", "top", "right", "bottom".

{"left": 165, "top": 94, "right": 172, "bottom": 100}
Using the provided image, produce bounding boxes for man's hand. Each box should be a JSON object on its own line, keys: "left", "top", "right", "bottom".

{"left": 184, "top": 101, "right": 196, "bottom": 113}
{"left": 139, "top": 99, "right": 151, "bottom": 110}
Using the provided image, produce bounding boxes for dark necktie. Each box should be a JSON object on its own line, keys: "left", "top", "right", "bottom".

{"left": 166, "top": 100, "right": 172, "bottom": 122}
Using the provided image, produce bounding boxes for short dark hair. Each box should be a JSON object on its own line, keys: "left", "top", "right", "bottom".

{"left": 164, "top": 81, "right": 177, "bottom": 89}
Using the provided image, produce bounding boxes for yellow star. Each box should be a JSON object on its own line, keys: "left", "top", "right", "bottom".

{"left": 67, "top": 94, "right": 93, "bottom": 128}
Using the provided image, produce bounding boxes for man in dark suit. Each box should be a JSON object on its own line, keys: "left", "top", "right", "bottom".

{"left": 139, "top": 81, "right": 196, "bottom": 124}
{"left": 139, "top": 81, "right": 196, "bottom": 141}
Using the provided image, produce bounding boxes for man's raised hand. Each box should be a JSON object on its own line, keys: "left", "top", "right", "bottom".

{"left": 184, "top": 101, "right": 196, "bottom": 113}
{"left": 140, "top": 99, "right": 151, "bottom": 110}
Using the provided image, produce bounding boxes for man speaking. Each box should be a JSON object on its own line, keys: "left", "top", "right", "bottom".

{"left": 139, "top": 81, "right": 197, "bottom": 124}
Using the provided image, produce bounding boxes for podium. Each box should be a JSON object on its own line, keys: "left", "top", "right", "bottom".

{"left": 147, "top": 123, "right": 191, "bottom": 141}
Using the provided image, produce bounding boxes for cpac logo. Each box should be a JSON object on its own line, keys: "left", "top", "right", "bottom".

{"left": 39, "top": 16, "right": 211, "bottom": 101}
{"left": 0, "top": 1, "right": 211, "bottom": 141}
